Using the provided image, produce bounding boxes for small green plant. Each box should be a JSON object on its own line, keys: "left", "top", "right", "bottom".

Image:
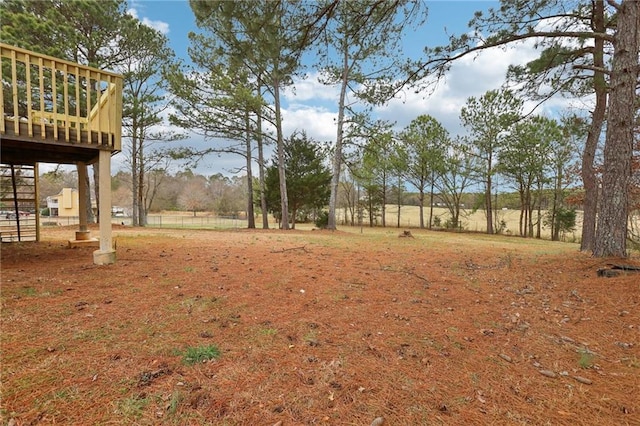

{"left": 622, "top": 356, "right": 639, "bottom": 368}
{"left": 166, "top": 391, "right": 183, "bottom": 415}
{"left": 182, "top": 344, "right": 220, "bottom": 365}
{"left": 470, "top": 372, "right": 480, "bottom": 385}
{"left": 578, "top": 349, "right": 595, "bottom": 369}
{"left": 497, "top": 219, "right": 508, "bottom": 234}
{"left": 501, "top": 252, "right": 513, "bottom": 268}
{"left": 21, "top": 286, "right": 37, "bottom": 296}
{"left": 304, "top": 331, "right": 319, "bottom": 346}
{"left": 116, "top": 395, "right": 149, "bottom": 419}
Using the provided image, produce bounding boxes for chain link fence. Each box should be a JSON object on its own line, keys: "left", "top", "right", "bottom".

{"left": 40, "top": 215, "right": 247, "bottom": 230}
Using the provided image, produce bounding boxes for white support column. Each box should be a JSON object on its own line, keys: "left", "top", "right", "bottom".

{"left": 93, "top": 150, "right": 116, "bottom": 264}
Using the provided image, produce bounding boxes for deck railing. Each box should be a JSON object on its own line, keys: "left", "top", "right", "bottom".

{"left": 0, "top": 42, "right": 122, "bottom": 151}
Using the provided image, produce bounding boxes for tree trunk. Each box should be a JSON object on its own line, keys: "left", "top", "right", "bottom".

{"left": 328, "top": 46, "right": 350, "bottom": 230}
{"left": 291, "top": 207, "right": 296, "bottom": 229}
{"left": 536, "top": 181, "right": 543, "bottom": 239}
{"left": 454, "top": 204, "right": 460, "bottom": 229}
{"left": 131, "top": 136, "right": 139, "bottom": 227}
{"left": 138, "top": 159, "right": 146, "bottom": 226}
{"left": 244, "top": 110, "right": 256, "bottom": 229}
{"left": 485, "top": 172, "right": 493, "bottom": 234}
{"left": 581, "top": 0, "right": 607, "bottom": 251}
{"left": 551, "top": 161, "right": 561, "bottom": 241}
{"left": 257, "top": 89, "right": 269, "bottom": 229}
{"left": 381, "top": 170, "right": 387, "bottom": 227}
{"left": 274, "top": 79, "right": 289, "bottom": 230}
{"left": 137, "top": 130, "right": 146, "bottom": 227}
{"left": 519, "top": 187, "right": 525, "bottom": 237}
{"left": 397, "top": 176, "right": 402, "bottom": 228}
{"left": 428, "top": 175, "right": 435, "bottom": 229}
{"left": 258, "top": 142, "right": 268, "bottom": 228}
{"left": 418, "top": 190, "right": 425, "bottom": 228}
{"left": 527, "top": 188, "right": 534, "bottom": 237}
{"left": 368, "top": 197, "right": 374, "bottom": 227}
{"left": 593, "top": 0, "right": 639, "bottom": 257}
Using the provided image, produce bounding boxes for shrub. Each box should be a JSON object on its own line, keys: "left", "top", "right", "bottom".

{"left": 544, "top": 207, "right": 577, "bottom": 240}
{"left": 315, "top": 210, "right": 329, "bottom": 229}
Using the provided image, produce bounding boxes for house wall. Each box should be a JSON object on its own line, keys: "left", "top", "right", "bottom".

{"left": 47, "top": 188, "right": 80, "bottom": 217}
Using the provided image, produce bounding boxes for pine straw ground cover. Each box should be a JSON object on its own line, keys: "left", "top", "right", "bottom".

{"left": 1, "top": 225, "right": 639, "bottom": 426}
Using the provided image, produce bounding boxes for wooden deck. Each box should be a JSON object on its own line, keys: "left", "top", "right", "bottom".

{"left": 0, "top": 42, "right": 123, "bottom": 165}
{"left": 1, "top": 43, "right": 122, "bottom": 261}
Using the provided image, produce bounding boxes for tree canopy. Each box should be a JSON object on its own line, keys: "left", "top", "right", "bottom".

{"left": 409, "top": 0, "right": 638, "bottom": 255}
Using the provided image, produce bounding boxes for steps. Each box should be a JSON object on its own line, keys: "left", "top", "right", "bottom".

{"left": 0, "top": 164, "right": 38, "bottom": 242}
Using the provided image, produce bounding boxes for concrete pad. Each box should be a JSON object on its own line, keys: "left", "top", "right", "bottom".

{"left": 68, "top": 238, "right": 100, "bottom": 248}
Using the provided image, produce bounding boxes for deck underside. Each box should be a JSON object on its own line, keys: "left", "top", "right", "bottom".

{"left": 1, "top": 118, "right": 116, "bottom": 164}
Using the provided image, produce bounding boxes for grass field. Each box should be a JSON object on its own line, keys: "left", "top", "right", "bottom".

{"left": 137, "top": 205, "right": 583, "bottom": 241}
{"left": 333, "top": 205, "right": 582, "bottom": 241}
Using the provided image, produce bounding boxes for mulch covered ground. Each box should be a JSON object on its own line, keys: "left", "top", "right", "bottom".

{"left": 1, "top": 225, "right": 639, "bottom": 425}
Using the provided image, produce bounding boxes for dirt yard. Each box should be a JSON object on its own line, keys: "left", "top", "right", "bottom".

{"left": 1, "top": 225, "right": 639, "bottom": 425}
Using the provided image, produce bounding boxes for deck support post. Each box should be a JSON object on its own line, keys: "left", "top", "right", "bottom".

{"left": 76, "top": 162, "right": 91, "bottom": 241}
{"left": 93, "top": 150, "right": 115, "bottom": 265}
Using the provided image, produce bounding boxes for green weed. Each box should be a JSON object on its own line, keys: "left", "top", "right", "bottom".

{"left": 166, "top": 391, "right": 183, "bottom": 415}
{"left": 73, "top": 327, "right": 113, "bottom": 342}
{"left": 182, "top": 344, "right": 221, "bottom": 365}
{"left": 622, "top": 356, "right": 639, "bottom": 368}
{"left": 116, "top": 395, "right": 149, "bottom": 419}
{"left": 578, "top": 349, "right": 595, "bottom": 369}
{"left": 21, "top": 286, "right": 37, "bottom": 296}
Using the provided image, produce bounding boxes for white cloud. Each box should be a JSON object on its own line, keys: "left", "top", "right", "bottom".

{"left": 127, "top": 8, "right": 170, "bottom": 35}
{"left": 278, "top": 38, "right": 570, "bottom": 143}
{"left": 374, "top": 38, "right": 586, "bottom": 136}
{"left": 282, "top": 105, "right": 337, "bottom": 142}
{"left": 279, "top": 72, "right": 342, "bottom": 142}
{"left": 282, "top": 72, "right": 340, "bottom": 102}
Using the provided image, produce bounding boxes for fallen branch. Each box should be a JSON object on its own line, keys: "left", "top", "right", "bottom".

{"left": 597, "top": 263, "right": 640, "bottom": 277}
{"left": 608, "top": 264, "right": 640, "bottom": 271}
{"left": 376, "top": 260, "right": 430, "bottom": 285}
{"left": 270, "top": 245, "right": 310, "bottom": 253}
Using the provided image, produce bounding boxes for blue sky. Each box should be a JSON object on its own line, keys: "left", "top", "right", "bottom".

{"left": 121, "top": 1, "right": 578, "bottom": 177}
